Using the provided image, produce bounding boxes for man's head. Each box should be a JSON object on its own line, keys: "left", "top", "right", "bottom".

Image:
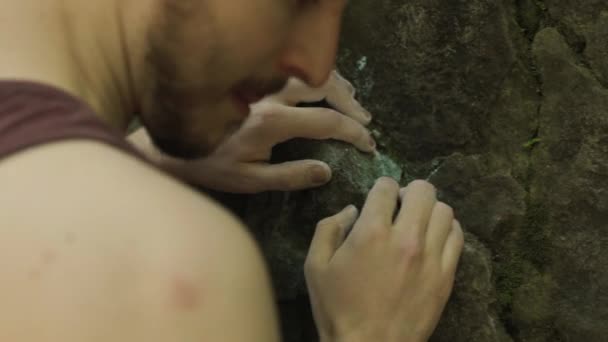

{"left": 137, "top": 0, "right": 347, "bottom": 159}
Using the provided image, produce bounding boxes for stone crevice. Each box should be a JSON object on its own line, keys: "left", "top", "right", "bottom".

{"left": 513, "top": 0, "right": 544, "bottom": 144}
{"left": 493, "top": 2, "right": 546, "bottom": 340}
{"left": 556, "top": 24, "right": 608, "bottom": 89}
{"left": 534, "top": 0, "right": 608, "bottom": 89}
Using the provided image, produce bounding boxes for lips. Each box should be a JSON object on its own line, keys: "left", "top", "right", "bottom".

{"left": 232, "top": 89, "right": 270, "bottom": 116}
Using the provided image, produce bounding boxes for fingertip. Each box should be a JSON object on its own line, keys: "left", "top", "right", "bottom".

{"left": 341, "top": 204, "right": 359, "bottom": 236}
{"left": 344, "top": 204, "right": 359, "bottom": 217}
{"left": 352, "top": 100, "right": 373, "bottom": 126}
{"left": 361, "top": 107, "right": 373, "bottom": 125}
{"left": 356, "top": 131, "right": 376, "bottom": 153}
{"left": 309, "top": 162, "right": 332, "bottom": 185}
{"left": 368, "top": 135, "right": 377, "bottom": 151}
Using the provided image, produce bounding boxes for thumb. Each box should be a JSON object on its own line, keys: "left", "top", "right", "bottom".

{"left": 250, "top": 160, "right": 333, "bottom": 191}
{"left": 306, "top": 205, "right": 359, "bottom": 269}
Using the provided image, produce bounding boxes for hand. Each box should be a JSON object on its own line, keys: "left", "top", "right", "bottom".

{"left": 265, "top": 70, "right": 373, "bottom": 122}
{"left": 130, "top": 70, "right": 376, "bottom": 193}
{"left": 304, "top": 179, "right": 464, "bottom": 342}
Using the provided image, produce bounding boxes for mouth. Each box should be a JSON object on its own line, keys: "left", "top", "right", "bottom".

{"left": 231, "top": 78, "right": 288, "bottom": 117}
{"left": 231, "top": 90, "right": 266, "bottom": 117}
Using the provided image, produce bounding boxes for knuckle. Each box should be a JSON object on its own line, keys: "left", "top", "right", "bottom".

{"left": 352, "top": 222, "right": 387, "bottom": 245}
{"left": 319, "top": 107, "right": 339, "bottom": 118}
{"left": 234, "top": 177, "right": 266, "bottom": 194}
{"left": 255, "top": 108, "right": 282, "bottom": 126}
{"left": 303, "top": 257, "right": 318, "bottom": 275}
{"left": 409, "top": 222, "right": 426, "bottom": 234}
{"left": 304, "top": 260, "right": 323, "bottom": 279}
{"left": 316, "top": 108, "right": 343, "bottom": 136}
{"left": 322, "top": 108, "right": 343, "bottom": 127}
{"left": 272, "top": 176, "right": 299, "bottom": 191}
{"left": 366, "top": 223, "right": 388, "bottom": 239}
{"left": 435, "top": 202, "right": 454, "bottom": 219}
{"left": 397, "top": 237, "right": 424, "bottom": 261}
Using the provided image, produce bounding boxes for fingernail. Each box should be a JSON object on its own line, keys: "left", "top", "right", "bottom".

{"left": 353, "top": 100, "right": 372, "bottom": 122}
{"left": 368, "top": 135, "right": 377, "bottom": 151}
{"left": 310, "top": 164, "right": 331, "bottom": 185}
{"left": 362, "top": 108, "right": 372, "bottom": 121}
{"left": 344, "top": 204, "right": 358, "bottom": 215}
{"left": 343, "top": 205, "right": 359, "bottom": 229}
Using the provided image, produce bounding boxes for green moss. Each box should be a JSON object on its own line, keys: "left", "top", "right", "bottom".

{"left": 495, "top": 248, "right": 527, "bottom": 310}
{"left": 494, "top": 201, "right": 551, "bottom": 333}
{"left": 522, "top": 137, "right": 542, "bottom": 149}
{"left": 519, "top": 203, "right": 552, "bottom": 270}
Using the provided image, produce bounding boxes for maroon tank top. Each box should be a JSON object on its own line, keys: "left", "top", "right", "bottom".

{"left": 0, "top": 80, "right": 146, "bottom": 161}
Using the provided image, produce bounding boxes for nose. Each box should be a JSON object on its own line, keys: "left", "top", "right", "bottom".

{"left": 277, "top": 10, "right": 343, "bottom": 88}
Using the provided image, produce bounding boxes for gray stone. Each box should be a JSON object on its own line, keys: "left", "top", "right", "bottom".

{"left": 244, "top": 140, "right": 402, "bottom": 299}
{"left": 432, "top": 234, "right": 512, "bottom": 342}
{"left": 230, "top": 1, "right": 608, "bottom": 341}
{"left": 522, "top": 27, "right": 608, "bottom": 341}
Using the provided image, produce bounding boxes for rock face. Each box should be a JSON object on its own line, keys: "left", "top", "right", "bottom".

{"left": 233, "top": 0, "right": 608, "bottom": 341}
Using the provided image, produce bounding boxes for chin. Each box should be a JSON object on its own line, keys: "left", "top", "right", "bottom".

{"left": 151, "top": 134, "right": 215, "bottom": 160}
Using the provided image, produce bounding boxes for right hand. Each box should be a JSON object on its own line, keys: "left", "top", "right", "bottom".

{"left": 129, "top": 70, "right": 374, "bottom": 193}
{"left": 304, "top": 179, "right": 464, "bottom": 342}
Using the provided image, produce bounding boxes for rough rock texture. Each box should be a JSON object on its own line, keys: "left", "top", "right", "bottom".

{"left": 246, "top": 140, "right": 402, "bottom": 299}
{"left": 226, "top": 0, "right": 608, "bottom": 341}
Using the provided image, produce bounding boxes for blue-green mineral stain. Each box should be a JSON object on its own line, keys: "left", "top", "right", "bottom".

{"left": 245, "top": 140, "right": 404, "bottom": 299}
{"left": 313, "top": 142, "right": 402, "bottom": 192}
{"left": 348, "top": 151, "right": 402, "bottom": 191}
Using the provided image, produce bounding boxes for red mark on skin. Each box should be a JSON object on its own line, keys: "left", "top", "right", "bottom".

{"left": 171, "top": 275, "right": 200, "bottom": 312}
{"left": 41, "top": 250, "right": 57, "bottom": 265}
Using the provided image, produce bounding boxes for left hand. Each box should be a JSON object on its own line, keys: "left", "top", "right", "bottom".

{"left": 130, "top": 70, "right": 376, "bottom": 193}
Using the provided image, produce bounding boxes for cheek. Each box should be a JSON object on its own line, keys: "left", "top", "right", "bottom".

{"left": 214, "top": 2, "right": 292, "bottom": 65}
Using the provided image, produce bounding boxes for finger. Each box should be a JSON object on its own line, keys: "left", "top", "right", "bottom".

{"left": 425, "top": 202, "right": 455, "bottom": 255}
{"left": 268, "top": 78, "right": 326, "bottom": 106}
{"left": 245, "top": 160, "right": 333, "bottom": 191}
{"left": 349, "top": 177, "right": 400, "bottom": 238}
{"left": 306, "top": 205, "right": 359, "bottom": 269}
{"left": 325, "top": 71, "right": 372, "bottom": 125}
{"left": 394, "top": 180, "right": 437, "bottom": 239}
{"left": 252, "top": 105, "right": 376, "bottom": 153}
{"left": 442, "top": 220, "right": 465, "bottom": 273}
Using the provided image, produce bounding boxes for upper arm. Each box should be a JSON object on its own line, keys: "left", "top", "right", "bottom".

{"left": 0, "top": 141, "right": 280, "bottom": 342}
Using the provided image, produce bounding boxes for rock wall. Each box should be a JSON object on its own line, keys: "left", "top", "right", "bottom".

{"left": 235, "top": 1, "right": 608, "bottom": 341}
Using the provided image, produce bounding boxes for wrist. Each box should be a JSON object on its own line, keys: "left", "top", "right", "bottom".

{"left": 156, "top": 155, "right": 195, "bottom": 182}
{"left": 320, "top": 330, "right": 386, "bottom": 342}
{"left": 320, "top": 329, "right": 424, "bottom": 342}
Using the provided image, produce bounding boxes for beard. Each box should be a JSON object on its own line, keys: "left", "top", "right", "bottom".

{"left": 139, "top": 1, "right": 229, "bottom": 160}
{"left": 138, "top": 1, "right": 288, "bottom": 160}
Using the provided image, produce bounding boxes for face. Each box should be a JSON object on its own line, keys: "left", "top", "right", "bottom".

{"left": 139, "top": 0, "right": 347, "bottom": 159}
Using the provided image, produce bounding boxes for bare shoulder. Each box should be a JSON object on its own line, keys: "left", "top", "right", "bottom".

{"left": 0, "top": 140, "right": 280, "bottom": 342}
